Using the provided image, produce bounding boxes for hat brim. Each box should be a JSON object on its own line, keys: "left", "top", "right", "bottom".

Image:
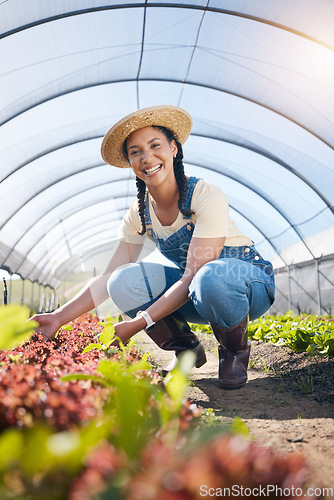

{"left": 101, "top": 105, "right": 192, "bottom": 168}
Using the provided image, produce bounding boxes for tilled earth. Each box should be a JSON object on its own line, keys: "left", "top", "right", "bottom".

{"left": 136, "top": 330, "right": 334, "bottom": 493}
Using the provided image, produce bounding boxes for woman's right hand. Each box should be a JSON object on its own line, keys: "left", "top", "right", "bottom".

{"left": 29, "top": 312, "right": 63, "bottom": 341}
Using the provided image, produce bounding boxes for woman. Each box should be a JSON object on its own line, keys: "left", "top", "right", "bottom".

{"left": 31, "top": 105, "right": 275, "bottom": 390}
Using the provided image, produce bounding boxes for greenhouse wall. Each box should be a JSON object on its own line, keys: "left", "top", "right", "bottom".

{"left": 271, "top": 255, "right": 334, "bottom": 316}
{"left": 1, "top": 277, "right": 56, "bottom": 315}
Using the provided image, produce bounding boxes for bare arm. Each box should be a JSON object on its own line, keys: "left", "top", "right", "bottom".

{"left": 30, "top": 241, "right": 143, "bottom": 339}
{"left": 55, "top": 241, "right": 143, "bottom": 324}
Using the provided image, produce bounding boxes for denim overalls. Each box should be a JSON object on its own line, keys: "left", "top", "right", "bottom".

{"left": 108, "top": 177, "right": 275, "bottom": 327}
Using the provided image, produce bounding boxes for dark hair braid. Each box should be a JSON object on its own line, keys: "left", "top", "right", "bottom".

{"left": 127, "top": 125, "right": 193, "bottom": 235}
{"left": 173, "top": 138, "right": 194, "bottom": 218}
{"left": 136, "top": 175, "right": 147, "bottom": 235}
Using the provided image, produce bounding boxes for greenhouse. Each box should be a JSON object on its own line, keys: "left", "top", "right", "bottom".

{"left": 1, "top": 0, "right": 334, "bottom": 314}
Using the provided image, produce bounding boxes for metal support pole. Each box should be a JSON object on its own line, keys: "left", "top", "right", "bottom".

{"left": 30, "top": 282, "right": 35, "bottom": 313}
{"left": 46, "top": 291, "right": 51, "bottom": 312}
{"left": 51, "top": 288, "right": 56, "bottom": 311}
{"left": 39, "top": 289, "right": 45, "bottom": 313}
{"left": 8, "top": 274, "right": 12, "bottom": 304}
{"left": 315, "top": 259, "right": 322, "bottom": 315}
{"left": 287, "top": 266, "right": 292, "bottom": 311}
{"left": 38, "top": 284, "right": 41, "bottom": 312}
{"left": 3, "top": 278, "right": 7, "bottom": 305}
{"left": 93, "top": 266, "right": 99, "bottom": 319}
{"left": 21, "top": 279, "right": 25, "bottom": 306}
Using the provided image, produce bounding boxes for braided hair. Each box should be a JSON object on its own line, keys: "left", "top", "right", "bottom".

{"left": 124, "top": 126, "right": 194, "bottom": 235}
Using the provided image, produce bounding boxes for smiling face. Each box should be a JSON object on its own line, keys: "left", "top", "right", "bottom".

{"left": 125, "top": 126, "right": 178, "bottom": 187}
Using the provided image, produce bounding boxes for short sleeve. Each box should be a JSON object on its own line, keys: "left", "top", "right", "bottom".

{"left": 191, "top": 180, "right": 229, "bottom": 238}
{"left": 117, "top": 200, "right": 147, "bottom": 244}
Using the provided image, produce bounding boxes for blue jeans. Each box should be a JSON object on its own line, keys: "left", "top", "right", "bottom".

{"left": 107, "top": 247, "right": 275, "bottom": 328}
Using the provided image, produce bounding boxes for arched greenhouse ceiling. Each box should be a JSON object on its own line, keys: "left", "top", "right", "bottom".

{"left": 0, "top": 0, "right": 334, "bottom": 288}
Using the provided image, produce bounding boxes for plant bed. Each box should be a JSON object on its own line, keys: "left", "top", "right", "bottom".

{"left": 143, "top": 316, "right": 333, "bottom": 493}
{"left": 0, "top": 306, "right": 326, "bottom": 499}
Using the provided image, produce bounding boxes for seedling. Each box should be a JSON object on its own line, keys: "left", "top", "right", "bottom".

{"left": 297, "top": 372, "right": 314, "bottom": 395}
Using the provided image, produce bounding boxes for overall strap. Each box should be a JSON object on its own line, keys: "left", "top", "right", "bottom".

{"left": 144, "top": 191, "right": 152, "bottom": 229}
{"left": 183, "top": 176, "right": 200, "bottom": 219}
{"left": 143, "top": 176, "right": 200, "bottom": 228}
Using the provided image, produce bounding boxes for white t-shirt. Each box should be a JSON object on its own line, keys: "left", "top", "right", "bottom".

{"left": 117, "top": 178, "right": 252, "bottom": 246}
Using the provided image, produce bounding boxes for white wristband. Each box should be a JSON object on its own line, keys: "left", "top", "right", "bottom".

{"left": 136, "top": 310, "right": 155, "bottom": 331}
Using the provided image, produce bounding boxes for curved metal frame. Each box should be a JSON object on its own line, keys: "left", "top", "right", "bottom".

{"left": 1, "top": 163, "right": 124, "bottom": 227}
{"left": 13, "top": 200, "right": 131, "bottom": 269}
{"left": 4, "top": 129, "right": 331, "bottom": 217}
{"left": 9, "top": 190, "right": 135, "bottom": 275}
{"left": 2, "top": 77, "right": 333, "bottom": 152}
{"left": 1, "top": 3, "right": 333, "bottom": 50}
{"left": 185, "top": 161, "right": 317, "bottom": 260}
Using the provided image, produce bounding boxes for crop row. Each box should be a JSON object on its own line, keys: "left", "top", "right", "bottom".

{"left": 248, "top": 313, "right": 334, "bottom": 356}
{"left": 0, "top": 305, "right": 322, "bottom": 499}
{"left": 190, "top": 313, "right": 334, "bottom": 357}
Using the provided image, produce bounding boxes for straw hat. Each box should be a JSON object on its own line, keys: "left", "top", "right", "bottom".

{"left": 101, "top": 105, "right": 192, "bottom": 168}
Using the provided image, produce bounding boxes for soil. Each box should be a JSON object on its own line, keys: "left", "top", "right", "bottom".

{"left": 135, "top": 330, "right": 334, "bottom": 494}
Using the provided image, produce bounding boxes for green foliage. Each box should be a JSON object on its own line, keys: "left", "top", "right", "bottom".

{"left": 61, "top": 324, "right": 73, "bottom": 331}
{"left": 82, "top": 342, "right": 105, "bottom": 354}
{"left": 0, "top": 420, "right": 114, "bottom": 500}
{"left": 99, "top": 322, "right": 117, "bottom": 348}
{"left": 8, "top": 353, "right": 23, "bottom": 363}
{"left": 0, "top": 309, "right": 316, "bottom": 499}
{"left": 63, "top": 351, "right": 197, "bottom": 460}
{"left": 98, "top": 358, "right": 163, "bottom": 459}
{"left": 296, "top": 371, "right": 314, "bottom": 395}
{"left": 83, "top": 316, "right": 135, "bottom": 354}
{"left": 248, "top": 312, "right": 334, "bottom": 357}
{"left": 190, "top": 313, "right": 334, "bottom": 357}
{"left": 0, "top": 349, "right": 203, "bottom": 498}
{"left": 231, "top": 417, "right": 250, "bottom": 437}
{"left": 189, "top": 323, "right": 212, "bottom": 334}
{"left": 0, "top": 304, "right": 37, "bottom": 350}
{"left": 164, "top": 351, "right": 196, "bottom": 411}
{"left": 83, "top": 319, "right": 116, "bottom": 353}
{"left": 199, "top": 408, "right": 221, "bottom": 427}
{"left": 0, "top": 428, "right": 24, "bottom": 470}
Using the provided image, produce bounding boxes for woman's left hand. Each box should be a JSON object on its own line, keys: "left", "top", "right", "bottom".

{"left": 113, "top": 317, "right": 146, "bottom": 345}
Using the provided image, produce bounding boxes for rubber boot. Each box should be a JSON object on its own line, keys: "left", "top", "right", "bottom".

{"left": 210, "top": 315, "right": 250, "bottom": 390}
{"left": 146, "top": 311, "right": 207, "bottom": 375}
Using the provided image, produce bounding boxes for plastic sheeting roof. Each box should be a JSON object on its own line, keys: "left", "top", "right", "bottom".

{"left": 1, "top": 1, "right": 334, "bottom": 288}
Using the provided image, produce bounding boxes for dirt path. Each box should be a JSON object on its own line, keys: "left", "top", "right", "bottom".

{"left": 135, "top": 331, "right": 334, "bottom": 492}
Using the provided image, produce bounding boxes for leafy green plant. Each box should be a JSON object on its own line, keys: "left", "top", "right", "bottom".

{"left": 248, "top": 312, "right": 334, "bottom": 357}
{"left": 296, "top": 371, "right": 314, "bottom": 395}
{"left": 0, "top": 304, "right": 37, "bottom": 350}
{"left": 230, "top": 416, "right": 250, "bottom": 437}
{"left": 261, "top": 357, "right": 271, "bottom": 374}
{"left": 189, "top": 323, "right": 212, "bottom": 334}
{"left": 0, "top": 420, "right": 118, "bottom": 500}
{"left": 82, "top": 316, "right": 136, "bottom": 357}
{"left": 0, "top": 313, "right": 203, "bottom": 498}
{"left": 200, "top": 408, "right": 221, "bottom": 427}
{"left": 164, "top": 350, "right": 196, "bottom": 411}
{"left": 82, "top": 319, "right": 118, "bottom": 353}
{"left": 8, "top": 353, "right": 23, "bottom": 363}
{"left": 191, "top": 313, "right": 334, "bottom": 357}
{"left": 0, "top": 313, "right": 321, "bottom": 499}
{"left": 63, "top": 344, "right": 196, "bottom": 460}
